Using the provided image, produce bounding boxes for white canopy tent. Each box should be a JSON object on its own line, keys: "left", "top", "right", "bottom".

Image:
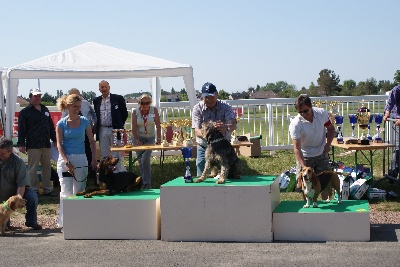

{"left": 1, "top": 42, "right": 196, "bottom": 137}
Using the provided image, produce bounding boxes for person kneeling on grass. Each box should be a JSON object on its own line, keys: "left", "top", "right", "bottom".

{"left": 0, "top": 137, "right": 42, "bottom": 230}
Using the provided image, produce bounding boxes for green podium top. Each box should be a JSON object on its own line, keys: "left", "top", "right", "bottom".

{"left": 65, "top": 189, "right": 160, "bottom": 200}
{"left": 274, "top": 200, "right": 369, "bottom": 213}
{"left": 161, "top": 175, "right": 276, "bottom": 187}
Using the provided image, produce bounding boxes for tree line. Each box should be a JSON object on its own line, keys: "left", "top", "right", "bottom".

{"left": 24, "top": 69, "right": 400, "bottom": 105}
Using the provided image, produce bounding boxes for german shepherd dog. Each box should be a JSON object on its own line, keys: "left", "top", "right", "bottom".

{"left": 77, "top": 157, "right": 142, "bottom": 198}
{"left": 195, "top": 121, "right": 242, "bottom": 184}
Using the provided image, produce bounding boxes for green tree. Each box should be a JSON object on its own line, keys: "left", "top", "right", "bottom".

{"left": 378, "top": 80, "right": 393, "bottom": 94}
{"left": 81, "top": 91, "right": 97, "bottom": 103}
{"left": 341, "top": 80, "right": 357, "bottom": 96}
{"left": 364, "top": 78, "right": 379, "bottom": 95}
{"left": 308, "top": 82, "right": 319, "bottom": 97}
{"left": 317, "top": 69, "right": 341, "bottom": 96}
{"left": 171, "top": 87, "right": 176, "bottom": 94}
{"left": 394, "top": 70, "right": 400, "bottom": 86}
{"left": 41, "top": 92, "right": 56, "bottom": 104}
{"left": 161, "top": 89, "right": 168, "bottom": 95}
{"left": 160, "top": 95, "right": 167, "bottom": 102}
{"left": 218, "top": 90, "right": 230, "bottom": 100}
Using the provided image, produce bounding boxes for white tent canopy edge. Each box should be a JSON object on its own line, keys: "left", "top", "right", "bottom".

{"left": 2, "top": 42, "right": 196, "bottom": 137}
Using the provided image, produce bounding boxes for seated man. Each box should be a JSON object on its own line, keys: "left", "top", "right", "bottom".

{"left": 0, "top": 137, "right": 42, "bottom": 230}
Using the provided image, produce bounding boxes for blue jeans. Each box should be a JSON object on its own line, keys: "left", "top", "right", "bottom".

{"left": 196, "top": 145, "right": 206, "bottom": 176}
{"left": 7, "top": 187, "right": 38, "bottom": 227}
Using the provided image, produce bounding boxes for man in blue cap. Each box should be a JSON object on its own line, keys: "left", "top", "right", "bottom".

{"left": 192, "top": 82, "right": 237, "bottom": 176}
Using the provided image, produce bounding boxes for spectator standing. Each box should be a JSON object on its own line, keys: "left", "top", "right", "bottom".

{"left": 62, "top": 88, "right": 97, "bottom": 177}
{"left": 289, "top": 94, "right": 336, "bottom": 200}
{"left": 17, "top": 88, "right": 57, "bottom": 197}
{"left": 131, "top": 94, "right": 161, "bottom": 188}
{"left": 93, "top": 80, "right": 128, "bottom": 171}
{"left": 383, "top": 85, "right": 400, "bottom": 178}
{"left": 0, "top": 137, "right": 42, "bottom": 230}
{"left": 192, "top": 82, "right": 237, "bottom": 176}
{"left": 56, "top": 94, "right": 97, "bottom": 228}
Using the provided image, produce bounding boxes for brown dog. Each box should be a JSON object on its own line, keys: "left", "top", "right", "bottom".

{"left": 77, "top": 157, "right": 142, "bottom": 198}
{"left": 297, "top": 167, "right": 342, "bottom": 208}
{"left": 0, "top": 195, "right": 26, "bottom": 235}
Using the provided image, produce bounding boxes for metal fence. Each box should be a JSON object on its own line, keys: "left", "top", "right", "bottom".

{"left": 31, "top": 95, "right": 389, "bottom": 151}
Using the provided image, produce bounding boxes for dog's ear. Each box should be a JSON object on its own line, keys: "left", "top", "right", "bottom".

{"left": 296, "top": 172, "right": 303, "bottom": 189}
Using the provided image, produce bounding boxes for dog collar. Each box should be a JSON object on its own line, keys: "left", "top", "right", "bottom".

{"left": 2, "top": 201, "right": 12, "bottom": 211}
{"left": 209, "top": 138, "right": 224, "bottom": 144}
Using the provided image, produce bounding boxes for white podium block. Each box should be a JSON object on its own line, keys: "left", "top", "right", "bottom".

{"left": 273, "top": 200, "right": 370, "bottom": 242}
{"left": 63, "top": 189, "right": 160, "bottom": 240}
{"left": 161, "top": 176, "right": 280, "bottom": 242}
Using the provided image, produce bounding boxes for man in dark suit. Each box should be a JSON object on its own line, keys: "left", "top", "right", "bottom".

{"left": 93, "top": 80, "right": 128, "bottom": 171}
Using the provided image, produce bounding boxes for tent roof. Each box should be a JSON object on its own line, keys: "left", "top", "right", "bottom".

{"left": 8, "top": 42, "right": 193, "bottom": 79}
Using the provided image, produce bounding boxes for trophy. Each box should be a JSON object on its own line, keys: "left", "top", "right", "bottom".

{"left": 181, "top": 147, "right": 193, "bottom": 183}
{"left": 334, "top": 115, "right": 344, "bottom": 144}
{"left": 374, "top": 114, "right": 384, "bottom": 143}
{"left": 231, "top": 118, "right": 240, "bottom": 144}
{"left": 119, "top": 129, "right": 125, "bottom": 146}
{"left": 171, "top": 120, "right": 184, "bottom": 146}
{"left": 124, "top": 129, "right": 132, "bottom": 148}
{"left": 348, "top": 114, "right": 358, "bottom": 139}
{"left": 367, "top": 114, "right": 374, "bottom": 141}
{"left": 112, "top": 129, "right": 119, "bottom": 146}
{"left": 182, "top": 119, "right": 194, "bottom": 147}
{"left": 160, "top": 121, "right": 170, "bottom": 147}
{"left": 356, "top": 102, "right": 371, "bottom": 145}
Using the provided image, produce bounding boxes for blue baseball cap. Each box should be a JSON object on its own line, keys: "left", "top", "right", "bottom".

{"left": 201, "top": 82, "right": 217, "bottom": 97}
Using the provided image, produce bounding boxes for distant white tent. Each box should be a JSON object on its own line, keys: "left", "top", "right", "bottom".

{"left": 1, "top": 42, "right": 196, "bottom": 137}
{"left": 0, "top": 68, "right": 5, "bottom": 130}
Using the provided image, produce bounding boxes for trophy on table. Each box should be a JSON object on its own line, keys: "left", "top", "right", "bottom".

{"left": 119, "top": 129, "right": 125, "bottom": 146}
{"left": 231, "top": 118, "right": 240, "bottom": 144}
{"left": 356, "top": 102, "right": 371, "bottom": 145}
{"left": 181, "top": 119, "right": 194, "bottom": 147}
{"left": 334, "top": 115, "right": 344, "bottom": 144}
{"left": 367, "top": 114, "right": 374, "bottom": 141}
{"left": 124, "top": 129, "right": 132, "bottom": 148}
{"left": 160, "top": 121, "right": 170, "bottom": 147}
{"left": 348, "top": 114, "right": 358, "bottom": 140}
{"left": 112, "top": 129, "right": 119, "bottom": 146}
{"left": 181, "top": 147, "right": 193, "bottom": 183}
{"left": 171, "top": 120, "right": 184, "bottom": 146}
{"left": 374, "top": 114, "right": 384, "bottom": 143}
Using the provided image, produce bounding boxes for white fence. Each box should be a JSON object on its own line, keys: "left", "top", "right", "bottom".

{"left": 28, "top": 95, "right": 389, "bottom": 151}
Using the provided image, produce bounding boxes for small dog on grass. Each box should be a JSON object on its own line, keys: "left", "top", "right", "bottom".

{"left": 0, "top": 194, "right": 26, "bottom": 235}
{"left": 77, "top": 157, "right": 142, "bottom": 198}
{"left": 195, "top": 121, "right": 242, "bottom": 184}
{"left": 297, "top": 167, "right": 342, "bottom": 208}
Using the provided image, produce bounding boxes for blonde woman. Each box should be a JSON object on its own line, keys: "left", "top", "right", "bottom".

{"left": 56, "top": 94, "right": 97, "bottom": 228}
{"left": 131, "top": 94, "right": 161, "bottom": 188}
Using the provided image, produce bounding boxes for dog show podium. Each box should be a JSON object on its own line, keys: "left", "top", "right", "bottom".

{"left": 160, "top": 175, "right": 280, "bottom": 242}
{"left": 63, "top": 189, "right": 161, "bottom": 240}
{"left": 273, "top": 200, "right": 370, "bottom": 242}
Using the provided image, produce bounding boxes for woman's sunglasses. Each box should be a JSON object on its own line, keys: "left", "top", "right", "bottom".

{"left": 141, "top": 101, "right": 151, "bottom": 105}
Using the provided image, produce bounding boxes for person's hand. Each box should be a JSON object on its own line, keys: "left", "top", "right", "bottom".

{"left": 383, "top": 114, "right": 389, "bottom": 122}
{"left": 66, "top": 161, "right": 74, "bottom": 173}
{"left": 215, "top": 121, "right": 228, "bottom": 134}
{"left": 395, "top": 119, "right": 400, "bottom": 126}
{"left": 18, "top": 146, "right": 26, "bottom": 154}
{"left": 323, "top": 144, "right": 331, "bottom": 154}
{"left": 91, "top": 159, "right": 97, "bottom": 170}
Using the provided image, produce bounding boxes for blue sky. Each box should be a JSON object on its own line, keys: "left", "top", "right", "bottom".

{"left": 1, "top": 0, "right": 399, "bottom": 98}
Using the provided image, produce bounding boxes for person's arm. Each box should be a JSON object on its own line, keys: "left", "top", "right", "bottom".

{"left": 86, "top": 124, "right": 97, "bottom": 169}
{"left": 325, "top": 122, "right": 335, "bottom": 154}
{"left": 383, "top": 90, "right": 395, "bottom": 121}
{"left": 17, "top": 110, "right": 27, "bottom": 153}
{"left": 154, "top": 107, "right": 162, "bottom": 144}
{"left": 131, "top": 109, "right": 142, "bottom": 146}
{"left": 292, "top": 139, "right": 306, "bottom": 169}
{"left": 56, "top": 125, "right": 73, "bottom": 173}
{"left": 120, "top": 96, "right": 128, "bottom": 123}
{"left": 17, "top": 186, "right": 25, "bottom": 197}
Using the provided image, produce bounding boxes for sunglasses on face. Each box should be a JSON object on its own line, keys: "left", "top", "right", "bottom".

{"left": 141, "top": 101, "right": 150, "bottom": 105}
{"left": 298, "top": 109, "right": 309, "bottom": 114}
